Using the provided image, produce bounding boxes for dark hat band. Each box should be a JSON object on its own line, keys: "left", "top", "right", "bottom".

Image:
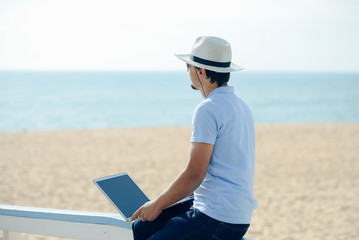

{"left": 191, "top": 55, "right": 231, "bottom": 68}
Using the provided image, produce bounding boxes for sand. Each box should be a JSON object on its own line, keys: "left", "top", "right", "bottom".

{"left": 0, "top": 123, "right": 358, "bottom": 240}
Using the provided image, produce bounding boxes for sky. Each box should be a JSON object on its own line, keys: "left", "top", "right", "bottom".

{"left": 0, "top": 0, "right": 358, "bottom": 72}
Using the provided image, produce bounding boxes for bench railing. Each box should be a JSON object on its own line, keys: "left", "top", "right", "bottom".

{"left": 0, "top": 204, "right": 133, "bottom": 240}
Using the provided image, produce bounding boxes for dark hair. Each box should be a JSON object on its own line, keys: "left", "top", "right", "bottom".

{"left": 196, "top": 67, "right": 230, "bottom": 87}
{"left": 205, "top": 70, "right": 230, "bottom": 87}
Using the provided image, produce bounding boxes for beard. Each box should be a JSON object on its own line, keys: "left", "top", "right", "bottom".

{"left": 191, "top": 84, "right": 199, "bottom": 91}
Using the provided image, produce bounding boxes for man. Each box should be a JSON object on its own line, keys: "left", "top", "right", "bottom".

{"left": 130, "top": 36, "right": 257, "bottom": 240}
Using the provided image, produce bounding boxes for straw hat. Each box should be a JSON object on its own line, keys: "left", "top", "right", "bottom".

{"left": 175, "top": 36, "right": 243, "bottom": 73}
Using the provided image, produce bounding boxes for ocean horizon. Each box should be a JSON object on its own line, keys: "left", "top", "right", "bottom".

{"left": 1, "top": 71, "right": 358, "bottom": 132}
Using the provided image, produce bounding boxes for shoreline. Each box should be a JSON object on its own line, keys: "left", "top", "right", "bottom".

{"left": 1, "top": 121, "right": 358, "bottom": 133}
{"left": 1, "top": 123, "right": 358, "bottom": 240}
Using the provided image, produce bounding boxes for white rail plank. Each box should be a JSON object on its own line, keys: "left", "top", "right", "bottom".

{"left": 0, "top": 205, "right": 132, "bottom": 240}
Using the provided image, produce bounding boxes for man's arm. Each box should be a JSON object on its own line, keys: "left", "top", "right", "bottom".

{"left": 130, "top": 142, "right": 213, "bottom": 222}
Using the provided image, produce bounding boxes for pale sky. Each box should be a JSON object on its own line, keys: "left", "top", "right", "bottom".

{"left": 0, "top": 0, "right": 358, "bottom": 72}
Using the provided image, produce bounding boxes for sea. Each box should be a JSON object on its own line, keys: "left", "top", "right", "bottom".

{"left": 0, "top": 71, "right": 358, "bottom": 132}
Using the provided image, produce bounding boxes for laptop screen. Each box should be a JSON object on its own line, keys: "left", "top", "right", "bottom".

{"left": 94, "top": 172, "right": 150, "bottom": 220}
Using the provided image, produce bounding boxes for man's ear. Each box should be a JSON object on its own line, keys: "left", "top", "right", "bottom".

{"left": 199, "top": 68, "right": 207, "bottom": 77}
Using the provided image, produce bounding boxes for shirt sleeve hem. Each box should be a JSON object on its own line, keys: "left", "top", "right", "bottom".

{"left": 191, "top": 137, "right": 215, "bottom": 145}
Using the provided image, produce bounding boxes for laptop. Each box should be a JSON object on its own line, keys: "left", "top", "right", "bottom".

{"left": 93, "top": 172, "right": 193, "bottom": 221}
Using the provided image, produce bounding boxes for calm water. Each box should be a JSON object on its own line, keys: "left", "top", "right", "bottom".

{"left": 0, "top": 71, "right": 358, "bottom": 132}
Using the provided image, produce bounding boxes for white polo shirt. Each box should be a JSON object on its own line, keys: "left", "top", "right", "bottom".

{"left": 191, "top": 86, "right": 258, "bottom": 224}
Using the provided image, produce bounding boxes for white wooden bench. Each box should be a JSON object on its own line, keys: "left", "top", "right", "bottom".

{"left": 0, "top": 204, "right": 253, "bottom": 240}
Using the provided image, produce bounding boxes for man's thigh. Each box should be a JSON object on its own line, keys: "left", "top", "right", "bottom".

{"left": 148, "top": 208, "right": 213, "bottom": 240}
{"left": 132, "top": 200, "right": 193, "bottom": 240}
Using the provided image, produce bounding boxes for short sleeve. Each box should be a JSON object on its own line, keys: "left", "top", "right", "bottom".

{"left": 191, "top": 103, "right": 218, "bottom": 144}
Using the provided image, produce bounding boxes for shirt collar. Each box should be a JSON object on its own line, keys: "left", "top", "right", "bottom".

{"left": 207, "top": 86, "right": 234, "bottom": 98}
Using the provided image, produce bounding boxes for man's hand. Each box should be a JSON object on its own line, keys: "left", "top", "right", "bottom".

{"left": 129, "top": 200, "right": 163, "bottom": 222}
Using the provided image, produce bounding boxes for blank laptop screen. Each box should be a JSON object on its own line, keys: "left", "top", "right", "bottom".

{"left": 94, "top": 173, "right": 149, "bottom": 220}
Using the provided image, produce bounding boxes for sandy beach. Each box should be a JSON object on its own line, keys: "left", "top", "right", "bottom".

{"left": 0, "top": 123, "right": 358, "bottom": 240}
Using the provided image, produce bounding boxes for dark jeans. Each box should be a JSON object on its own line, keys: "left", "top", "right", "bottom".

{"left": 132, "top": 200, "right": 250, "bottom": 240}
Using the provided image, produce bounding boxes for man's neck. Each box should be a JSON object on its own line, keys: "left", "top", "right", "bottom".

{"left": 202, "top": 83, "right": 228, "bottom": 98}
